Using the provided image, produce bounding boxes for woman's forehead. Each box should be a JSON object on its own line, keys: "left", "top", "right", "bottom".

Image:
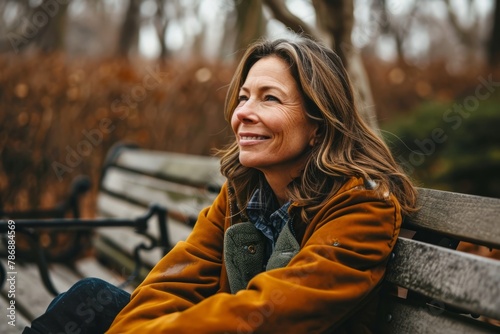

{"left": 241, "top": 56, "right": 298, "bottom": 89}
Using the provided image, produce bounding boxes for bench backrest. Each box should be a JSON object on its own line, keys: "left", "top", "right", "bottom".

{"left": 95, "top": 144, "right": 225, "bottom": 272}
{"left": 378, "top": 188, "right": 500, "bottom": 333}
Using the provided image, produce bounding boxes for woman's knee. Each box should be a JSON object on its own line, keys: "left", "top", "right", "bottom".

{"left": 68, "top": 277, "right": 127, "bottom": 304}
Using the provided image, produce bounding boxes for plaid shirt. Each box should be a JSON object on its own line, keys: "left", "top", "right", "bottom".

{"left": 246, "top": 182, "right": 292, "bottom": 255}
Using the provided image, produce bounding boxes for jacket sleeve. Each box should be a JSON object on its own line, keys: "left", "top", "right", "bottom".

{"left": 107, "top": 181, "right": 402, "bottom": 333}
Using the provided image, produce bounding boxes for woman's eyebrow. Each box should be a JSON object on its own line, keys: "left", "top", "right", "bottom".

{"left": 239, "top": 84, "right": 287, "bottom": 95}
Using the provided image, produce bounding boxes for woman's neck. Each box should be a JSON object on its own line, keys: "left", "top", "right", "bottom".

{"left": 262, "top": 173, "right": 292, "bottom": 206}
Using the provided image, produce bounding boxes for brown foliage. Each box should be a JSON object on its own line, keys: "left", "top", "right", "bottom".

{"left": 363, "top": 55, "right": 496, "bottom": 122}
{"left": 0, "top": 53, "right": 234, "bottom": 216}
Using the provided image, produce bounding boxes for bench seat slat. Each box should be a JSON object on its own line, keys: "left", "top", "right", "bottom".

{"left": 97, "top": 192, "right": 193, "bottom": 245}
{"left": 386, "top": 237, "right": 500, "bottom": 320}
{"left": 1, "top": 263, "right": 79, "bottom": 320}
{"left": 0, "top": 294, "right": 31, "bottom": 333}
{"left": 101, "top": 167, "right": 217, "bottom": 219}
{"left": 407, "top": 188, "right": 500, "bottom": 248}
{"left": 73, "top": 257, "right": 134, "bottom": 293}
{"left": 378, "top": 296, "right": 500, "bottom": 334}
{"left": 114, "top": 150, "right": 225, "bottom": 188}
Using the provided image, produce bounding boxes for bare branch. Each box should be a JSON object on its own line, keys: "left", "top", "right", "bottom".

{"left": 443, "top": 0, "right": 475, "bottom": 47}
{"left": 263, "top": 0, "right": 317, "bottom": 37}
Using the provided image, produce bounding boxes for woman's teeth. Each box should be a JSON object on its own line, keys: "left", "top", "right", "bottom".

{"left": 242, "top": 136, "right": 266, "bottom": 140}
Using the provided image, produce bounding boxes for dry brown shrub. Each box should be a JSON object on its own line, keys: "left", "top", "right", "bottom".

{"left": 0, "top": 53, "right": 234, "bottom": 217}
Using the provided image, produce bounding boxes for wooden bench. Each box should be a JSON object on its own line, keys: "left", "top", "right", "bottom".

{"left": 377, "top": 188, "right": 500, "bottom": 333}
{"left": 1, "top": 144, "right": 499, "bottom": 333}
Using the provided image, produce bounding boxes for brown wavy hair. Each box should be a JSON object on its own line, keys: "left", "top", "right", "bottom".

{"left": 218, "top": 36, "right": 416, "bottom": 222}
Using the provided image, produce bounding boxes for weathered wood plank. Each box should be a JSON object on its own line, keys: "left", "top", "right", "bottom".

{"left": 0, "top": 263, "right": 79, "bottom": 321}
{"left": 94, "top": 226, "right": 164, "bottom": 270}
{"left": 407, "top": 188, "right": 500, "bottom": 248}
{"left": 95, "top": 193, "right": 189, "bottom": 274}
{"left": 114, "top": 149, "right": 225, "bottom": 188}
{"left": 378, "top": 297, "right": 500, "bottom": 334}
{"left": 97, "top": 192, "right": 192, "bottom": 248}
{"left": 386, "top": 237, "right": 500, "bottom": 320}
{"left": 101, "top": 167, "right": 217, "bottom": 219}
{"left": 73, "top": 257, "right": 134, "bottom": 293}
{"left": 92, "top": 236, "right": 152, "bottom": 283}
{"left": 0, "top": 294, "right": 30, "bottom": 334}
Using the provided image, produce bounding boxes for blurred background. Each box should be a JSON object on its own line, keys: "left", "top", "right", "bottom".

{"left": 1, "top": 0, "right": 499, "bottom": 217}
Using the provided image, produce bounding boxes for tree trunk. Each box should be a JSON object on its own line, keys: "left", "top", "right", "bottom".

{"left": 154, "top": 0, "right": 169, "bottom": 59}
{"left": 488, "top": 0, "right": 500, "bottom": 67}
{"left": 35, "top": 0, "right": 69, "bottom": 52}
{"left": 117, "top": 0, "right": 142, "bottom": 57}
{"left": 235, "top": 0, "right": 266, "bottom": 53}
{"left": 264, "top": 0, "right": 317, "bottom": 37}
{"left": 312, "top": 0, "right": 379, "bottom": 131}
{"left": 1, "top": 0, "right": 68, "bottom": 54}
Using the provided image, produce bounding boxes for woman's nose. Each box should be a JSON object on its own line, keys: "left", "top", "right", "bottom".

{"left": 234, "top": 101, "right": 257, "bottom": 124}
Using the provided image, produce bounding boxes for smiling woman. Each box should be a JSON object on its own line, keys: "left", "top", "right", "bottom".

{"left": 23, "top": 35, "right": 417, "bottom": 334}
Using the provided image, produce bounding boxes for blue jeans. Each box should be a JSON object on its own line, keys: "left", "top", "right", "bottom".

{"left": 22, "top": 278, "right": 130, "bottom": 334}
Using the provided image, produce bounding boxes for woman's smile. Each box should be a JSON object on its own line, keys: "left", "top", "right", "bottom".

{"left": 238, "top": 132, "right": 271, "bottom": 145}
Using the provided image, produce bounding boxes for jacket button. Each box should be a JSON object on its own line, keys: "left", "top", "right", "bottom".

{"left": 245, "top": 244, "right": 257, "bottom": 254}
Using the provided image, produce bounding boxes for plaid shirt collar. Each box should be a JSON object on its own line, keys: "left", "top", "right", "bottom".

{"left": 246, "top": 181, "right": 292, "bottom": 245}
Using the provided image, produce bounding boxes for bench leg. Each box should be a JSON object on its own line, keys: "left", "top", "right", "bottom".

{"left": 24, "top": 231, "right": 60, "bottom": 296}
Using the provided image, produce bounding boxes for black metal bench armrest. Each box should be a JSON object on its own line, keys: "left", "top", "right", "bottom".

{"left": 0, "top": 204, "right": 168, "bottom": 295}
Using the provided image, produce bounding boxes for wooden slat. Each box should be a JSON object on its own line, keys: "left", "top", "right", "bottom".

{"left": 97, "top": 192, "right": 193, "bottom": 246}
{"left": 101, "top": 167, "right": 217, "bottom": 219}
{"left": 114, "top": 149, "right": 225, "bottom": 188}
{"left": 0, "top": 294, "right": 30, "bottom": 334}
{"left": 92, "top": 236, "right": 152, "bottom": 282}
{"left": 407, "top": 188, "right": 500, "bottom": 248}
{"left": 73, "top": 257, "right": 134, "bottom": 293}
{"left": 378, "top": 297, "right": 500, "bottom": 334}
{"left": 0, "top": 263, "right": 80, "bottom": 321}
{"left": 94, "top": 227, "right": 164, "bottom": 270}
{"left": 386, "top": 237, "right": 500, "bottom": 320}
{"left": 94, "top": 193, "right": 195, "bottom": 282}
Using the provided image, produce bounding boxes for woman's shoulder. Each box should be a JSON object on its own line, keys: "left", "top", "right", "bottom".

{"left": 330, "top": 176, "right": 398, "bottom": 209}
{"left": 336, "top": 176, "right": 383, "bottom": 194}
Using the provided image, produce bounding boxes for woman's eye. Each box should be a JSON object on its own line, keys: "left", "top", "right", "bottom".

{"left": 237, "top": 95, "right": 248, "bottom": 105}
{"left": 264, "top": 95, "right": 280, "bottom": 102}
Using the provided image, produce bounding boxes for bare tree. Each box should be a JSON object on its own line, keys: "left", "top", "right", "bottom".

{"left": 154, "top": 0, "right": 170, "bottom": 58}
{"left": 117, "top": 0, "right": 142, "bottom": 57}
{"left": 488, "top": 0, "right": 500, "bottom": 67}
{"left": 444, "top": 0, "right": 481, "bottom": 64}
{"left": 264, "top": 0, "right": 317, "bottom": 36}
{"left": 35, "top": 1, "right": 69, "bottom": 52}
{"left": 373, "top": 0, "right": 417, "bottom": 64}
{"left": 264, "top": 0, "right": 379, "bottom": 131}
{"left": 0, "top": 0, "right": 68, "bottom": 54}
{"left": 234, "top": 0, "right": 267, "bottom": 52}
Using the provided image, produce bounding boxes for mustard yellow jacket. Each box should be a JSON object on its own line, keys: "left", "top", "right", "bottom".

{"left": 107, "top": 177, "right": 402, "bottom": 333}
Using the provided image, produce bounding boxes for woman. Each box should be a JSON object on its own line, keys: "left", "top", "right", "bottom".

{"left": 24, "top": 36, "right": 416, "bottom": 334}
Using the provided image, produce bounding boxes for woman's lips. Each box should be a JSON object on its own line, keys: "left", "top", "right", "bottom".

{"left": 238, "top": 133, "right": 270, "bottom": 145}
{"left": 240, "top": 135, "right": 267, "bottom": 140}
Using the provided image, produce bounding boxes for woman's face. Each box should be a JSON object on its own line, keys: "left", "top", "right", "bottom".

{"left": 231, "top": 56, "right": 318, "bottom": 179}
